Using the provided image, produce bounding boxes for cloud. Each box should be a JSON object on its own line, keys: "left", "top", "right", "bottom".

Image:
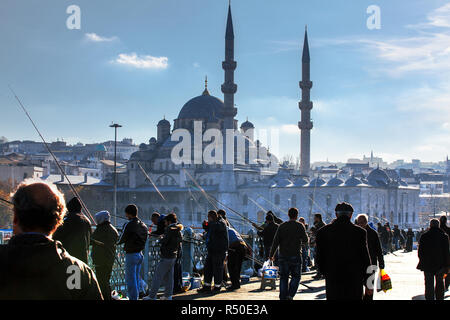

{"left": 407, "top": 3, "right": 450, "bottom": 29}
{"left": 193, "top": 62, "right": 200, "bottom": 68}
{"left": 85, "top": 33, "right": 118, "bottom": 42}
{"left": 112, "top": 53, "right": 169, "bottom": 70}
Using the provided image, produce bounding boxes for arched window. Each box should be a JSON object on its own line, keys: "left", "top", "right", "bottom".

{"left": 326, "top": 194, "right": 331, "bottom": 207}
{"left": 344, "top": 194, "right": 350, "bottom": 203}
{"left": 291, "top": 194, "right": 297, "bottom": 207}
{"left": 243, "top": 194, "right": 248, "bottom": 206}
{"left": 275, "top": 194, "right": 280, "bottom": 205}
{"left": 257, "top": 211, "right": 265, "bottom": 224}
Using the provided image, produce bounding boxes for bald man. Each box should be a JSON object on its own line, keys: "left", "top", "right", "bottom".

{"left": 0, "top": 181, "right": 102, "bottom": 300}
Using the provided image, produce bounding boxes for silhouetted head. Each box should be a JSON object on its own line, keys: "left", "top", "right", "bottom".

{"left": 12, "top": 180, "right": 66, "bottom": 236}
{"left": 125, "top": 204, "right": 138, "bottom": 220}
{"left": 335, "top": 202, "right": 354, "bottom": 219}
{"left": 313, "top": 213, "right": 322, "bottom": 223}
{"left": 165, "top": 213, "right": 177, "bottom": 226}
{"left": 288, "top": 207, "right": 299, "bottom": 220}
{"left": 151, "top": 212, "right": 160, "bottom": 224}
{"left": 356, "top": 214, "right": 368, "bottom": 228}
{"left": 208, "top": 210, "right": 218, "bottom": 223}
{"left": 66, "top": 197, "right": 82, "bottom": 214}
{"left": 430, "top": 219, "right": 440, "bottom": 229}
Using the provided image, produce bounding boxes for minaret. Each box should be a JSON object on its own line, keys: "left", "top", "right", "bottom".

{"left": 218, "top": 2, "right": 238, "bottom": 202}
{"left": 298, "top": 27, "right": 313, "bottom": 177}
{"left": 221, "top": 3, "right": 238, "bottom": 130}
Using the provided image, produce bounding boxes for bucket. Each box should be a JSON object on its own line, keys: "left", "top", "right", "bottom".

{"left": 190, "top": 277, "right": 202, "bottom": 289}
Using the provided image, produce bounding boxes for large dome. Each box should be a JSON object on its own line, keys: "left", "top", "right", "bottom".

{"left": 177, "top": 90, "right": 224, "bottom": 122}
{"left": 367, "top": 168, "right": 390, "bottom": 187}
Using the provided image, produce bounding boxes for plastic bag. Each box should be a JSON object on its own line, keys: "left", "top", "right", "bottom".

{"left": 378, "top": 269, "right": 392, "bottom": 293}
{"left": 262, "top": 260, "right": 278, "bottom": 279}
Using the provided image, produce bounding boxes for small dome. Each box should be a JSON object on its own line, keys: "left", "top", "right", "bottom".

{"left": 149, "top": 137, "right": 157, "bottom": 144}
{"left": 345, "top": 176, "right": 363, "bottom": 187}
{"left": 308, "top": 177, "right": 326, "bottom": 187}
{"left": 139, "top": 143, "right": 147, "bottom": 150}
{"left": 326, "top": 177, "right": 344, "bottom": 187}
{"left": 367, "top": 168, "right": 390, "bottom": 187}
{"left": 240, "top": 119, "right": 254, "bottom": 130}
{"left": 95, "top": 144, "right": 107, "bottom": 152}
{"left": 272, "top": 178, "right": 294, "bottom": 188}
{"left": 158, "top": 118, "right": 170, "bottom": 127}
{"left": 293, "top": 177, "right": 309, "bottom": 186}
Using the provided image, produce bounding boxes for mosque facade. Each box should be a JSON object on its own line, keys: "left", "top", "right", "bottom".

{"left": 109, "top": 4, "right": 420, "bottom": 231}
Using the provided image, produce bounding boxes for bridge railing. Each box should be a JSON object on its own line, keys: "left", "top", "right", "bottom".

{"left": 89, "top": 228, "right": 262, "bottom": 296}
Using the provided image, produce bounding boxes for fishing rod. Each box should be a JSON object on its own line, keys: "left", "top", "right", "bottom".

{"left": 248, "top": 196, "right": 267, "bottom": 213}
{"left": 0, "top": 197, "right": 13, "bottom": 206}
{"left": 256, "top": 194, "right": 288, "bottom": 217}
{"left": 137, "top": 162, "right": 166, "bottom": 202}
{"left": 182, "top": 168, "right": 219, "bottom": 211}
{"left": 9, "top": 86, "right": 95, "bottom": 225}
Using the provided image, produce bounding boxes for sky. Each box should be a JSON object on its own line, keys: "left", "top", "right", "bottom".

{"left": 0, "top": 0, "right": 449, "bottom": 163}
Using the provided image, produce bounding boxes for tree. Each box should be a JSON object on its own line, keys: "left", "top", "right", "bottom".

{"left": 0, "top": 180, "right": 13, "bottom": 228}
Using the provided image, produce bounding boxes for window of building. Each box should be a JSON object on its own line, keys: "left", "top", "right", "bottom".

{"left": 275, "top": 194, "right": 280, "bottom": 205}
{"left": 344, "top": 194, "right": 350, "bottom": 202}
{"left": 243, "top": 194, "right": 248, "bottom": 206}
{"left": 291, "top": 194, "right": 297, "bottom": 207}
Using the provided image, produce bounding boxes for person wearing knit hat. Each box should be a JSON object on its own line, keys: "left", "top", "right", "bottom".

{"left": 91, "top": 210, "right": 119, "bottom": 300}
{"left": 315, "top": 202, "right": 371, "bottom": 300}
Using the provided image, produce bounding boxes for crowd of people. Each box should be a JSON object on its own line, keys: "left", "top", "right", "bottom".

{"left": 0, "top": 180, "right": 448, "bottom": 301}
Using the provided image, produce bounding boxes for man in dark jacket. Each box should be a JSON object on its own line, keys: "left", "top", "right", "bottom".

{"left": 91, "top": 210, "right": 119, "bottom": 300}
{"left": 405, "top": 228, "right": 415, "bottom": 252}
{"left": 310, "top": 213, "right": 326, "bottom": 279}
{"left": 144, "top": 213, "right": 183, "bottom": 300}
{"left": 417, "top": 219, "right": 450, "bottom": 300}
{"left": 392, "top": 225, "right": 403, "bottom": 251}
{"left": 52, "top": 197, "right": 92, "bottom": 263}
{"left": 0, "top": 181, "right": 102, "bottom": 300}
{"left": 316, "top": 202, "right": 371, "bottom": 300}
{"left": 198, "top": 210, "right": 229, "bottom": 294}
{"left": 118, "top": 204, "right": 148, "bottom": 300}
{"left": 439, "top": 215, "right": 450, "bottom": 291}
{"left": 269, "top": 208, "right": 308, "bottom": 300}
{"left": 255, "top": 214, "right": 279, "bottom": 260}
{"left": 356, "top": 214, "right": 385, "bottom": 300}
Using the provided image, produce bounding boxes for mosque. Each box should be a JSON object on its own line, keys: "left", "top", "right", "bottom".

{"left": 108, "top": 4, "right": 420, "bottom": 231}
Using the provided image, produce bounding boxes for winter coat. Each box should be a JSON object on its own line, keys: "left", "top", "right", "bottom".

{"left": 417, "top": 227, "right": 450, "bottom": 274}
{"left": 91, "top": 221, "right": 119, "bottom": 267}
{"left": 160, "top": 223, "right": 183, "bottom": 259}
{"left": 52, "top": 211, "right": 92, "bottom": 263}
{"left": 118, "top": 217, "right": 148, "bottom": 253}
{"left": 0, "top": 233, "right": 102, "bottom": 300}
{"left": 207, "top": 218, "right": 229, "bottom": 254}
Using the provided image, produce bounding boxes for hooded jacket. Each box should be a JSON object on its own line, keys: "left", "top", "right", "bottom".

{"left": 160, "top": 223, "right": 183, "bottom": 259}
{"left": 0, "top": 233, "right": 102, "bottom": 300}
